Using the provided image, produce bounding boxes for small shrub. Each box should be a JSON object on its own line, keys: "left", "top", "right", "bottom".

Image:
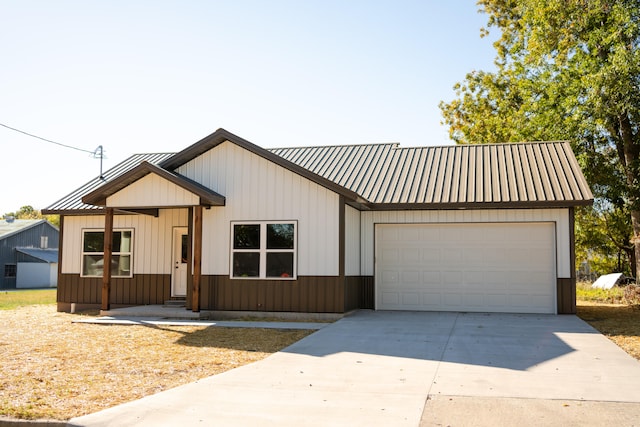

{"left": 623, "top": 285, "right": 640, "bottom": 306}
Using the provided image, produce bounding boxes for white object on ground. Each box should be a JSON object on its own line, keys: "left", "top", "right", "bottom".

{"left": 591, "top": 273, "right": 623, "bottom": 289}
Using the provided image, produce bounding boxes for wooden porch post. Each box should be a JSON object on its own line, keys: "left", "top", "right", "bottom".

{"left": 101, "top": 208, "right": 114, "bottom": 311}
{"left": 192, "top": 205, "right": 203, "bottom": 312}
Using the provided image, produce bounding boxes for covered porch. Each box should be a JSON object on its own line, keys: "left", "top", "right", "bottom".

{"left": 80, "top": 161, "right": 225, "bottom": 313}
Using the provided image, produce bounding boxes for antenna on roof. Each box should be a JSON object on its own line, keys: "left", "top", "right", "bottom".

{"left": 92, "top": 146, "right": 106, "bottom": 179}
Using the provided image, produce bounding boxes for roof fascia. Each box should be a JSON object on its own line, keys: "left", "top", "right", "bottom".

{"left": 368, "top": 199, "right": 594, "bottom": 211}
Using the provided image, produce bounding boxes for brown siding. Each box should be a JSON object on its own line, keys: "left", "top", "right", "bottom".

{"left": 557, "top": 278, "right": 576, "bottom": 314}
{"left": 558, "top": 208, "right": 577, "bottom": 314}
{"left": 201, "top": 276, "right": 346, "bottom": 313}
{"left": 345, "top": 276, "right": 375, "bottom": 311}
{"left": 57, "top": 274, "right": 171, "bottom": 309}
{"left": 359, "top": 276, "right": 375, "bottom": 309}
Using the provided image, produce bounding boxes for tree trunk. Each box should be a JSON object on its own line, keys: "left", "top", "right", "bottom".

{"left": 618, "top": 113, "right": 640, "bottom": 279}
{"left": 631, "top": 210, "right": 640, "bottom": 279}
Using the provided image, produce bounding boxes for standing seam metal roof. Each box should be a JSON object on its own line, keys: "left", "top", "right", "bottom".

{"left": 269, "top": 141, "right": 593, "bottom": 207}
{"left": 42, "top": 153, "right": 175, "bottom": 213}
{"left": 43, "top": 135, "right": 592, "bottom": 213}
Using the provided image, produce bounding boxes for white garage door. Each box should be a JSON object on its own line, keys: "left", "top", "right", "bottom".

{"left": 375, "top": 223, "right": 556, "bottom": 314}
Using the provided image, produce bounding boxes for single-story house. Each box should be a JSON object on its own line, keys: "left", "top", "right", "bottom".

{"left": 0, "top": 218, "right": 59, "bottom": 289}
{"left": 43, "top": 129, "right": 593, "bottom": 315}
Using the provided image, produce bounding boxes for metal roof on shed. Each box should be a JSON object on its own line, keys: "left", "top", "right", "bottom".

{"left": 270, "top": 141, "right": 593, "bottom": 208}
{"left": 16, "top": 248, "right": 59, "bottom": 263}
{"left": 0, "top": 219, "right": 49, "bottom": 240}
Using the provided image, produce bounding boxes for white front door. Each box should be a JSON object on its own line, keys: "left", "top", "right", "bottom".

{"left": 172, "top": 227, "right": 188, "bottom": 297}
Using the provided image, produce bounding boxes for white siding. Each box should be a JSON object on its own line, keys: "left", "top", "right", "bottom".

{"left": 345, "top": 205, "right": 361, "bottom": 276}
{"left": 107, "top": 174, "right": 199, "bottom": 207}
{"left": 61, "top": 209, "right": 189, "bottom": 274}
{"left": 177, "top": 142, "right": 340, "bottom": 276}
{"left": 17, "top": 263, "right": 58, "bottom": 288}
{"left": 361, "top": 208, "right": 571, "bottom": 278}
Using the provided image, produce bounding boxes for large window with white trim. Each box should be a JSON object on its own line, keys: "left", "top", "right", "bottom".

{"left": 231, "top": 221, "right": 296, "bottom": 279}
{"left": 81, "top": 229, "right": 133, "bottom": 277}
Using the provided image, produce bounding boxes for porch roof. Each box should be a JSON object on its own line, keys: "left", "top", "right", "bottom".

{"left": 81, "top": 161, "right": 225, "bottom": 209}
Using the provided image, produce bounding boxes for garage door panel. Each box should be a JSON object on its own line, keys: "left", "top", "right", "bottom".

{"left": 463, "top": 293, "right": 485, "bottom": 307}
{"left": 402, "top": 292, "right": 420, "bottom": 306}
{"left": 443, "top": 271, "right": 463, "bottom": 285}
{"left": 376, "top": 223, "right": 556, "bottom": 314}
{"left": 422, "top": 270, "right": 441, "bottom": 284}
{"left": 421, "top": 292, "right": 443, "bottom": 308}
{"left": 381, "top": 292, "right": 400, "bottom": 306}
{"left": 401, "top": 270, "right": 420, "bottom": 285}
{"left": 443, "top": 293, "right": 463, "bottom": 307}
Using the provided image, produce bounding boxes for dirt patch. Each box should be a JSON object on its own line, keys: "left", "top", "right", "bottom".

{"left": 0, "top": 305, "right": 313, "bottom": 421}
{"left": 577, "top": 301, "right": 640, "bottom": 360}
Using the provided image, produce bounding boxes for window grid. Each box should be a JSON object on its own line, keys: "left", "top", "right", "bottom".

{"left": 81, "top": 229, "right": 134, "bottom": 278}
{"left": 231, "top": 221, "right": 297, "bottom": 280}
{"left": 4, "top": 264, "right": 16, "bottom": 278}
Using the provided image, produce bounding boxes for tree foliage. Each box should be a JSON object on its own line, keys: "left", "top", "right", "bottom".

{"left": 440, "top": 0, "right": 640, "bottom": 277}
{"left": 4, "top": 205, "right": 60, "bottom": 228}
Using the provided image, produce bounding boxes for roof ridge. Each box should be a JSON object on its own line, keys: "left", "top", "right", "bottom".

{"left": 268, "top": 142, "right": 400, "bottom": 151}
{"left": 390, "top": 141, "right": 571, "bottom": 150}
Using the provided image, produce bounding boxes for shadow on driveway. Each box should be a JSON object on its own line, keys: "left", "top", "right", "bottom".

{"left": 282, "top": 310, "right": 594, "bottom": 371}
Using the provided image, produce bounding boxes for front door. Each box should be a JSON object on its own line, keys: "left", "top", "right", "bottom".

{"left": 172, "top": 227, "right": 188, "bottom": 297}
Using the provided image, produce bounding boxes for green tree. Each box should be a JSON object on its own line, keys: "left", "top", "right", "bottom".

{"left": 440, "top": 0, "right": 640, "bottom": 278}
{"left": 4, "top": 205, "right": 60, "bottom": 228}
{"left": 14, "top": 205, "right": 39, "bottom": 219}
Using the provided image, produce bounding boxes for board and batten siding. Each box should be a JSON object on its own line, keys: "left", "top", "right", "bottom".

{"left": 61, "top": 209, "right": 189, "bottom": 275}
{"left": 176, "top": 141, "right": 340, "bottom": 276}
{"left": 344, "top": 205, "right": 361, "bottom": 276}
{"left": 361, "top": 208, "right": 571, "bottom": 278}
{"left": 107, "top": 173, "right": 200, "bottom": 207}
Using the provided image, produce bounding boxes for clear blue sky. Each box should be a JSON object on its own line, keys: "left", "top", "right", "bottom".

{"left": 0, "top": 1, "right": 498, "bottom": 215}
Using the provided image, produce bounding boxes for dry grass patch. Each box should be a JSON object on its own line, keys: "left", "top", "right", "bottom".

{"left": 577, "top": 301, "right": 640, "bottom": 360}
{"left": 0, "top": 305, "right": 313, "bottom": 421}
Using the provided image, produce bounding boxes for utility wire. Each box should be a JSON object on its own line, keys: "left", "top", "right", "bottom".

{"left": 0, "top": 122, "right": 96, "bottom": 154}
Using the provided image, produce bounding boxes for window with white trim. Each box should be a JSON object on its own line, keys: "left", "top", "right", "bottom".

{"left": 81, "top": 229, "right": 133, "bottom": 278}
{"left": 231, "top": 222, "right": 297, "bottom": 279}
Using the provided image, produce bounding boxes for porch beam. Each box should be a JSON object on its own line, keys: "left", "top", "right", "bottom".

{"left": 101, "top": 207, "right": 114, "bottom": 311}
{"left": 192, "top": 205, "right": 203, "bottom": 312}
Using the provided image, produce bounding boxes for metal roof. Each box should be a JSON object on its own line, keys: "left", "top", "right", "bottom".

{"left": 43, "top": 132, "right": 593, "bottom": 214}
{"left": 16, "top": 248, "right": 59, "bottom": 263}
{"left": 42, "top": 153, "right": 175, "bottom": 214}
{"left": 0, "top": 219, "right": 48, "bottom": 240}
{"left": 269, "top": 141, "right": 593, "bottom": 208}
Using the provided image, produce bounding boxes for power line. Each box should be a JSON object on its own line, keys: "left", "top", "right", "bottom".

{"left": 0, "top": 122, "right": 96, "bottom": 154}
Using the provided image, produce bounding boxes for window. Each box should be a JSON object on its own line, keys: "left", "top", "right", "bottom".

{"left": 231, "top": 222, "right": 296, "bottom": 279}
{"left": 81, "top": 229, "right": 133, "bottom": 277}
{"left": 4, "top": 264, "right": 16, "bottom": 278}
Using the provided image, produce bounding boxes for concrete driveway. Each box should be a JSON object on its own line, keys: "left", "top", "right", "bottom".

{"left": 68, "top": 311, "right": 640, "bottom": 427}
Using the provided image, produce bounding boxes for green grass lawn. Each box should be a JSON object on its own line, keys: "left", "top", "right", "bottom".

{"left": 0, "top": 289, "right": 56, "bottom": 310}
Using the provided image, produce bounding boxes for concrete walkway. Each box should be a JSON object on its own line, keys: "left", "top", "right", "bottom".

{"left": 68, "top": 311, "right": 640, "bottom": 427}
